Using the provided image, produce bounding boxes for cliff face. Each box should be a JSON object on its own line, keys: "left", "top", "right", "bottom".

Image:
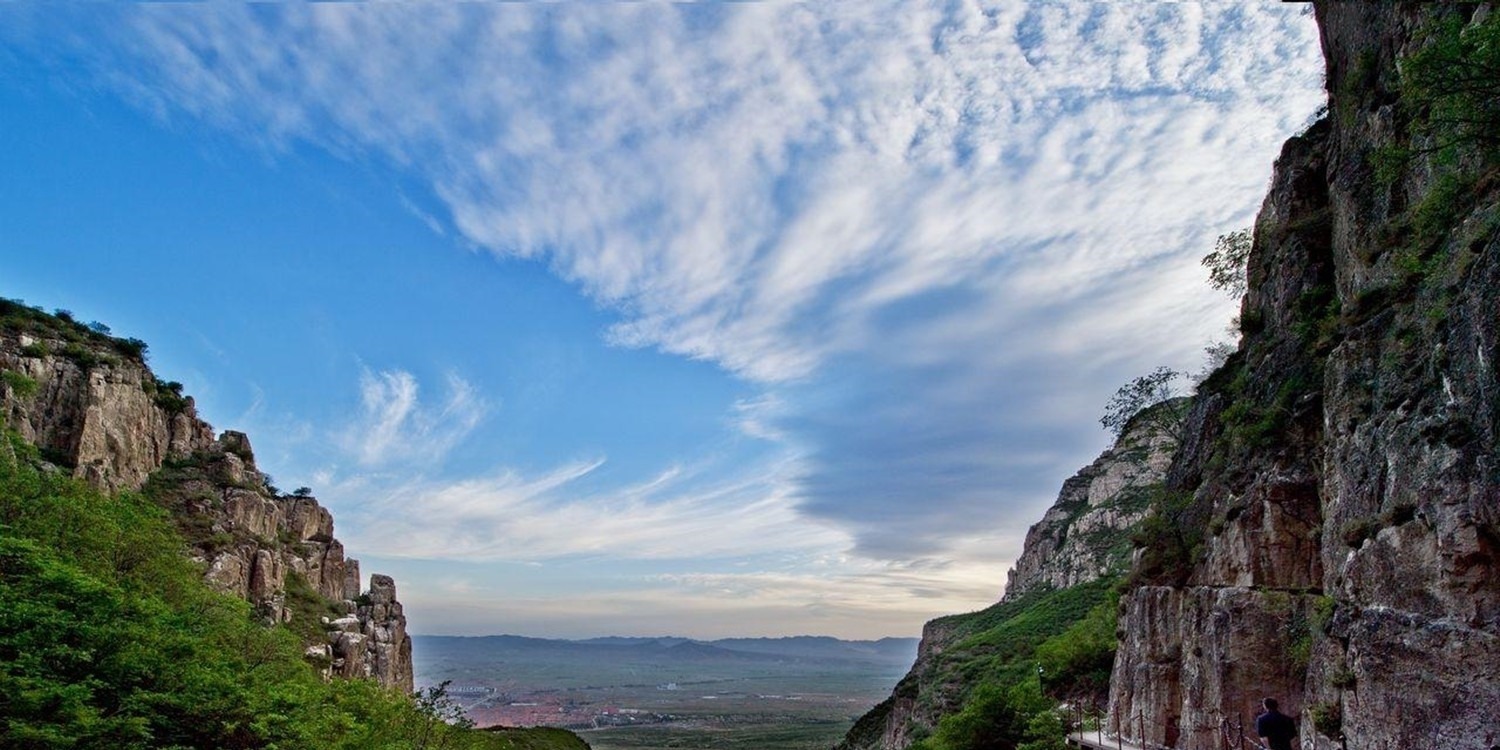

{"left": 840, "top": 416, "right": 1176, "bottom": 750}
{"left": 1005, "top": 408, "right": 1177, "bottom": 601}
{"left": 0, "top": 310, "right": 413, "bottom": 693}
{"left": 0, "top": 326, "right": 216, "bottom": 492}
{"left": 1110, "top": 4, "right": 1500, "bottom": 749}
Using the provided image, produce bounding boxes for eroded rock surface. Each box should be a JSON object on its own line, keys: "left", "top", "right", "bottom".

{"left": 1006, "top": 411, "right": 1177, "bottom": 600}
{"left": 0, "top": 319, "right": 413, "bottom": 693}
{"left": 1110, "top": 5, "right": 1500, "bottom": 748}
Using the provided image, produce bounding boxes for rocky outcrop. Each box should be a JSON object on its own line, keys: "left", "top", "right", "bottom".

{"left": 329, "top": 574, "right": 415, "bottom": 694}
{"left": 0, "top": 309, "right": 414, "bottom": 693}
{"left": 1005, "top": 408, "right": 1177, "bottom": 600}
{"left": 0, "top": 324, "right": 214, "bottom": 492}
{"left": 1110, "top": 4, "right": 1500, "bottom": 749}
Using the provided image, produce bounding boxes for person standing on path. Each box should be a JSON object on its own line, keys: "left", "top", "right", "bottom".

{"left": 1255, "top": 697, "right": 1297, "bottom": 750}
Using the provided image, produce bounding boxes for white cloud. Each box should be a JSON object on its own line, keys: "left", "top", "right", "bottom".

{"left": 341, "top": 368, "right": 487, "bottom": 468}
{"left": 52, "top": 3, "right": 1322, "bottom": 385}
{"left": 2, "top": 2, "right": 1329, "bottom": 611}
{"left": 386, "top": 533, "right": 1022, "bottom": 638}
{"left": 332, "top": 452, "right": 846, "bottom": 564}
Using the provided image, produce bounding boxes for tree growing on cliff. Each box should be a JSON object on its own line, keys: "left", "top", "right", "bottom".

{"left": 1100, "top": 366, "right": 1186, "bottom": 444}
{"left": 1202, "top": 228, "right": 1252, "bottom": 298}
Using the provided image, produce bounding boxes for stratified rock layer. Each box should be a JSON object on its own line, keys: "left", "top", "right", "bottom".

{"left": 1110, "top": 5, "right": 1500, "bottom": 749}
{"left": 0, "top": 317, "right": 414, "bottom": 693}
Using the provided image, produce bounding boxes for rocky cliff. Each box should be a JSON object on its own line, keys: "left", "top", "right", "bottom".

{"left": 0, "top": 303, "right": 413, "bottom": 693}
{"left": 1110, "top": 4, "right": 1500, "bottom": 749}
{"left": 1004, "top": 405, "right": 1178, "bottom": 601}
{"left": 839, "top": 414, "right": 1176, "bottom": 750}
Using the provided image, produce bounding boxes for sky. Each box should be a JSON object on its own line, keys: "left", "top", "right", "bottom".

{"left": 0, "top": 3, "right": 1325, "bottom": 640}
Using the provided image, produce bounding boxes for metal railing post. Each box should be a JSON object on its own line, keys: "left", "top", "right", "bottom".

{"left": 1114, "top": 704, "right": 1120, "bottom": 750}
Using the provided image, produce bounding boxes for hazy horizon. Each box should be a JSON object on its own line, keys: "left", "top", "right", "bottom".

{"left": 409, "top": 633, "right": 921, "bottom": 643}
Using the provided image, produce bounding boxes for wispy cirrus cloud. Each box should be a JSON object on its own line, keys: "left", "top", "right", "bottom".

{"left": 340, "top": 368, "right": 487, "bottom": 468}
{"left": 332, "top": 452, "right": 843, "bottom": 563}
{"left": 0, "top": 2, "right": 1327, "bottom": 623}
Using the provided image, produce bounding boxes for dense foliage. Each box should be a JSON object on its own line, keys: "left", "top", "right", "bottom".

{"left": 1404, "top": 8, "right": 1500, "bottom": 154}
{"left": 896, "top": 580, "right": 1119, "bottom": 750}
{"left": 0, "top": 432, "right": 586, "bottom": 750}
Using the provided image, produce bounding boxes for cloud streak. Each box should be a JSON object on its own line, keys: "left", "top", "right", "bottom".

{"left": 341, "top": 369, "right": 487, "bottom": 468}
{"left": 333, "top": 452, "right": 844, "bottom": 564}
{"left": 1, "top": 2, "right": 1328, "bottom": 628}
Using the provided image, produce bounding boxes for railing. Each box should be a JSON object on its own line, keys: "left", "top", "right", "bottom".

{"left": 1064, "top": 704, "right": 1277, "bottom": 750}
{"left": 1220, "top": 718, "right": 1270, "bottom": 750}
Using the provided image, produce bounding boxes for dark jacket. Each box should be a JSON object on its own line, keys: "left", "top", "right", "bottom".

{"left": 1255, "top": 709, "right": 1297, "bottom": 750}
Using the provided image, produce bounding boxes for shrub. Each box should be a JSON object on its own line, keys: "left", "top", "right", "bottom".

{"left": 0, "top": 428, "right": 572, "bottom": 750}
{"left": 60, "top": 342, "right": 106, "bottom": 370}
{"left": 1311, "top": 595, "right": 1337, "bottom": 633}
{"left": 1101, "top": 367, "right": 1187, "bottom": 442}
{"left": 1129, "top": 488, "right": 1202, "bottom": 586}
{"left": 1036, "top": 598, "right": 1118, "bottom": 701}
{"left": 2, "top": 369, "right": 39, "bottom": 399}
{"left": 1310, "top": 701, "right": 1343, "bottom": 739}
{"left": 1403, "top": 11, "right": 1500, "bottom": 154}
{"left": 152, "top": 379, "right": 191, "bottom": 415}
{"left": 113, "top": 337, "right": 149, "bottom": 361}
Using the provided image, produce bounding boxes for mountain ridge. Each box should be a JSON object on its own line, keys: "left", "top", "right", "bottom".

{"left": 417, "top": 633, "right": 919, "bottom": 664}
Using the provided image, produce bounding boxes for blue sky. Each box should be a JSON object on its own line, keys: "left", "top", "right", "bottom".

{"left": 0, "top": 3, "right": 1324, "bottom": 639}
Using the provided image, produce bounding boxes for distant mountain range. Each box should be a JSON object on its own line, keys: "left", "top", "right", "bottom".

{"left": 414, "top": 634, "right": 918, "bottom": 670}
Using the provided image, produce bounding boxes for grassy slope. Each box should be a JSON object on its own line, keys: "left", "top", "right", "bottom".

{"left": 840, "top": 579, "right": 1118, "bottom": 750}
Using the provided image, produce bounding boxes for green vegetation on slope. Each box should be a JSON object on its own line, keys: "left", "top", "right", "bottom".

{"left": 842, "top": 579, "right": 1118, "bottom": 750}
{"left": 0, "top": 298, "right": 148, "bottom": 368}
{"left": 911, "top": 580, "right": 1117, "bottom": 750}
{"left": 0, "top": 431, "right": 587, "bottom": 750}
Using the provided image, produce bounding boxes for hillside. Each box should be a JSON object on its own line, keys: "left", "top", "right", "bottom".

{"left": 0, "top": 301, "right": 590, "bottom": 749}
{"left": 0, "top": 299, "right": 412, "bottom": 690}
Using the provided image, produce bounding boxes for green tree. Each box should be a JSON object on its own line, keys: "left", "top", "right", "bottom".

{"left": 1035, "top": 599, "right": 1118, "bottom": 702}
{"left": 1201, "top": 228, "right": 1252, "bottom": 298}
{"left": 1404, "top": 11, "right": 1500, "bottom": 153}
{"left": 1100, "top": 367, "right": 1186, "bottom": 443}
